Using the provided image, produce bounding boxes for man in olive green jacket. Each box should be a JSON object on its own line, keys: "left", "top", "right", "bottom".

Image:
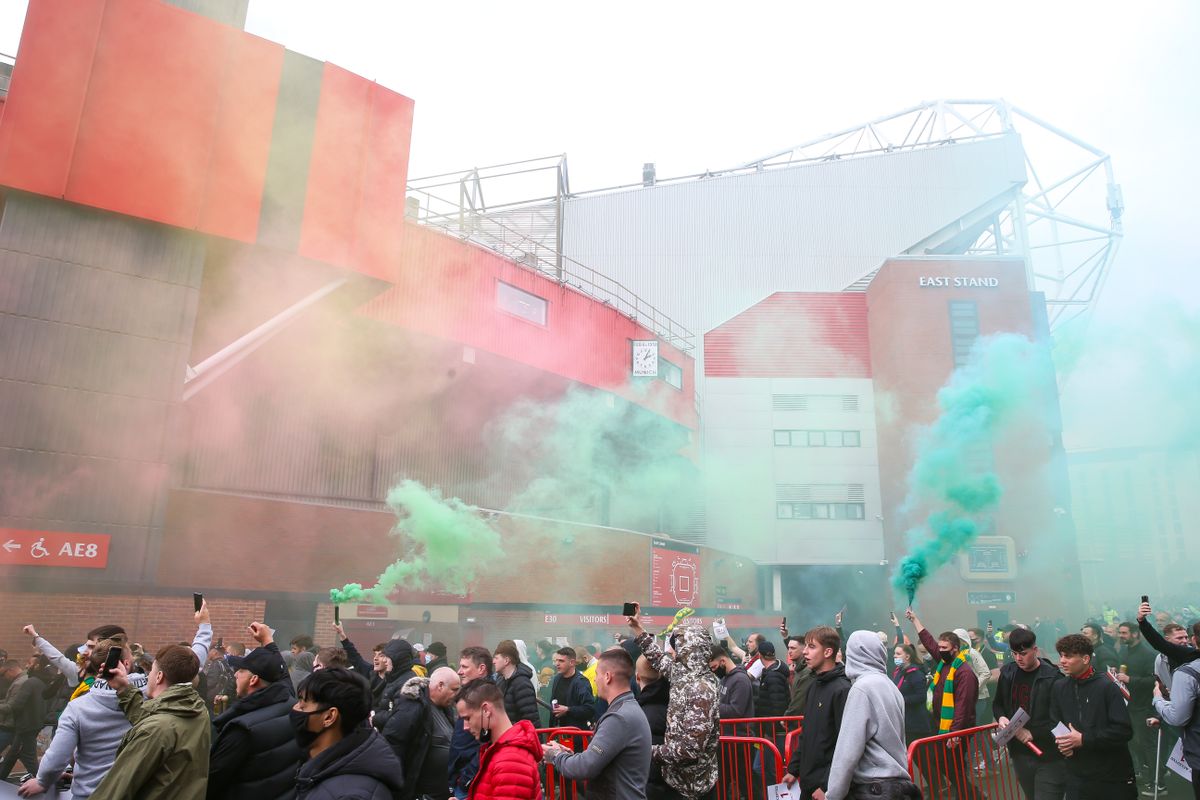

{"left": 91, "top": 643, "right": 212, "bottom": 800}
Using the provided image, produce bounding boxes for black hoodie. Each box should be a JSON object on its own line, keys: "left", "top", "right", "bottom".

{"left": 295, "top": 726, "right": 405, "bottom": 800}
{"left": 786, "top": 663, "right": 850, "bottom": 796}
{"left": 1139, "top": 616, "right": 1200, "bottom": 672}
{"left": 991, "top": 657, "right": 1063, "bottom": 760}
{"left": 372, "top": 639, "right": 417, "bottom": 730}
{"left": 1048, "top": 668, "right": 1134, "bottom": 783}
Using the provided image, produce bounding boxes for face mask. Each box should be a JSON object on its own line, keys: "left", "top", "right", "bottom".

{"left": 713, "top": 666, "right": 728, "bottom": 679}
{"left": 478, "top": 710, "right": 492, "bottom": 744}
{"left": 289, "top": 708, "right": 328, "bottom": 750}
{"left": 941, "top": 650, "right": 955, "bottom": 663}
{"left": 894, "top": 657, "right": 905, "bottom": 666}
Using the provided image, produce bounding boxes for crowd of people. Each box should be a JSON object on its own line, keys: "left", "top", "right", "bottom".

{"left": 0, "top": 596, "right": 1197, "bottom": 800}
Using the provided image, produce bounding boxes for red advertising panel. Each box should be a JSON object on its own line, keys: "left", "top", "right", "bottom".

{"left": 66, "top": 0, "right": 229, "bottom": 230}
{"left": 350, "top": 83, "right": 414, "bottom": 282}
{"left": 0, "top": 528, "right": 111, "bottom": 568}
{"left": 0, "top": 0, "right": 105, "bottom": 197}
{"left": 197, "top": 28, "right": 285, "bottom": 242}
{"left": 651, "top": 538, "right": 700, "bottom": 608}
{"left": 297, "top": 65, "right": 413, "bottom": 282}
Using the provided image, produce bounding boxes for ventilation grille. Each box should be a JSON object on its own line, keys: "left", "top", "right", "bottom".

{"left": 772, "top": 394, "right": 859, "bottom": 412}
{"left": 776, "top": 484, "right": 865, "bottom": 503}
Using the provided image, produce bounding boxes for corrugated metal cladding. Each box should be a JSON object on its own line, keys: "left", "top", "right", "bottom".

{"left": 704, "top": 293, "right": 871, "bottom": 378}
{"left": 0, "top": 193, "right": 203, "bottom": 582}
{"left": 561, "top": 134, "right": 1027, "bottom": 340}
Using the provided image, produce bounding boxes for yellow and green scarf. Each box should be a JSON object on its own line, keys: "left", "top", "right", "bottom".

{"left": 69, "top": 675, "right": 95, "bottom": 701}
{"left": 935, "top": 648, "right": 970, "bottom": 732}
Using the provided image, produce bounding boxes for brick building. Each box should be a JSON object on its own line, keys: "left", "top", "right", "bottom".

{"left": 0, "top": 0, "right": 766, "bottom": 655}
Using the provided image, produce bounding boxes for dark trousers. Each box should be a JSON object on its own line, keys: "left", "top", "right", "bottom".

{"left": 0, "top": 728, "right": 40, "bottom": 779}
{"left": 1012, "top": 753, "right": 1066, "bottom": 800}
{"left": 1192, "top": 768, "right": 1200, "bottom": 800}
{"left": 1063, "top": 774, "right": 1136, "bottom": 800}
{"left": 1129, "top": 712, "right": 1160, "bottom": 787}
{"left": 847, "top": 778, "right": 923, "bottom": 799}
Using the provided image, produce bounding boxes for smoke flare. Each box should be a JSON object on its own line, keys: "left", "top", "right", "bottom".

{"left": 892, "top": 334, "right": 1053, "bottom": 602}
{"left": 330, "top": 480, "right": 503, "bottom": 603}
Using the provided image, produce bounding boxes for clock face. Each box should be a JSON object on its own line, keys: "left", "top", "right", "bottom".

{"left": 632, "top": 340, "right": 659, "bottom": 377}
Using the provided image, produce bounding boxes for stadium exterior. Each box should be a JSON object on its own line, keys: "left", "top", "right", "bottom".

{"left": 0, "top": 0, "right": 1122, "bottom": 650}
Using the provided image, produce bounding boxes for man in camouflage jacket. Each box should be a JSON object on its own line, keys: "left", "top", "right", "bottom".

{"left": 629, "top": 612, "right": 721, "bottom": 799}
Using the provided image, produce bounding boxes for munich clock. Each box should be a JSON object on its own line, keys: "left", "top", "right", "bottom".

{"left": 631, "top": 340, "right": 659, "bottom": 377}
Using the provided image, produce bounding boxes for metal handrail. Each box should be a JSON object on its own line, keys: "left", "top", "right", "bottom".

{"left": 408, "top": 188, "right": 696, "bottom": 352}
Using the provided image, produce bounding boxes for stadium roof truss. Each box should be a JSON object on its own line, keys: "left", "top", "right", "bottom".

{"left": 404, "top": 100, "right": 1121, "bottom": 336}
{"left": 738, "top": 100, "right": 1124, "bottom": 329}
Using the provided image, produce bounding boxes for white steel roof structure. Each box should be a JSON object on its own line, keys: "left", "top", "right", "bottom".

{"left": 405, "top": 99, "right": 1122, "bottom": 340}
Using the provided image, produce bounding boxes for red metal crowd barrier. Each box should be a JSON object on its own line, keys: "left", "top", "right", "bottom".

{"left": 907, "top": 723, "right": 1023, "bottom": 800}
{"left": 539, "top": 727, "right": 594, "bottom": 800}
{"left": 538, "top": 727, "right": 789, "bottom": 800}
{"left": 719, "top": 716, "right": 804, "bottom": 743}
{"left": 717, "top": 735, "right": 786, "bottom": 800}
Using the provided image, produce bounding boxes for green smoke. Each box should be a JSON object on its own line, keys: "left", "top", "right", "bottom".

{"left": 331, "top": 386, "right": 697, "bottom": 605}
{"left": 489, "top": 386, "right": 698, "bottom": 534}
{"left": 892, "top": 334, "right": 1054, "bottom": 603}
{"left": 330, "top": 480, "right": 503, "bottom": 604}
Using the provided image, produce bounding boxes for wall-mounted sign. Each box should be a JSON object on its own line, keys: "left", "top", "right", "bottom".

{"left": 967, "top": 591, "right": 1016, "bottom": 605}
{"left": 919, "top": 276, "right": 1000, "bottom": 288}
{"left": 632, "top": 340, "right": 660, "bottom": 377}
{"left": 959, "top": 535, "right": 1017, "bottom": 581}
{"left": 0, "top": 528, "right": 110, "bottom": 568}
{"left": 651, "top": 538, "right": 700, "bottom": 607}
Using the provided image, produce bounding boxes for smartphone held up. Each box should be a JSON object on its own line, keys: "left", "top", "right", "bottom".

{"left": 102, "top": 645, "right": 122, "bottom": 678}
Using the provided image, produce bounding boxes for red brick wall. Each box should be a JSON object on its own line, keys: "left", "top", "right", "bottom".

{"left": 0, "top": 591, "right": 265, "bottom": 658}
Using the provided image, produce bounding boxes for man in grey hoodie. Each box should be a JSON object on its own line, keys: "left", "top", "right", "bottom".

{"left": 18, "top": 639, "right": 134, "bottom": 799}
{"left": 542, "top": 648, "right": 652, "bottom": 800}
{"left": 824, "top": 631, "right": 920, "bottom": 800}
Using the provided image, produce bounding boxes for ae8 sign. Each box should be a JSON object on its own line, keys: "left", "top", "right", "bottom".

{"left": 0, "top": 528, "right": 111, "bottom": 568}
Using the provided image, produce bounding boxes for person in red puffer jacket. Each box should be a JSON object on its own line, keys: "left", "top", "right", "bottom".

{"left": 455, "top": 679, "right": 543, "bottom": 800}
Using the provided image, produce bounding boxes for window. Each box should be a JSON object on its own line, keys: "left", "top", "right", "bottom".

{"left": 776, "top": 502, "right": 865, "bottom": 520}
{"left": 949, "top": 301, "right": 979, "bottom": 367}
{"left": 496, "top": 281, "right": 547, "bottom": 326}
{"left": 772, "top": 430, "right": 862, "bottom": 447}
{"left": 659, "top": 359, "right": 683, "bottom": 390}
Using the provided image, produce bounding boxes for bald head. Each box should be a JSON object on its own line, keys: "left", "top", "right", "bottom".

{"left": 429, "top": 667, "right": 462, "bottom": 708}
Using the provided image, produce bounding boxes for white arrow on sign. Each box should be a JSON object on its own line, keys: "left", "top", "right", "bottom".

{"left": 3, "top": 540, "right": 19, "bottom": 553}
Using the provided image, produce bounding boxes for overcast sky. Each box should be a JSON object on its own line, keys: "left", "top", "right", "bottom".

{"left": 2, "top": 1, "right": 1198, "bottom": 319}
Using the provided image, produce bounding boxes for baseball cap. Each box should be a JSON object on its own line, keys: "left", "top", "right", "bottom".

{"left": 758, "top": 641, "right": 776, "bottom": 657}
{"left": 227, "top": 647, "right": 288, "bottom": 682}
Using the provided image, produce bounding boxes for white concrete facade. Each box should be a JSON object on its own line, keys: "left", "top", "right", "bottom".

{"left": 704, "top": 376, "right": 883, "bottom": 565}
